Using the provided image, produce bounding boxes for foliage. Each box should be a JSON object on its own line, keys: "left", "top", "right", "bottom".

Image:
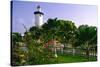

{"left": 11, "top": 18, "right": 97, "bottom": 65}
{"left": 23, "top": 30, "right": 57, "bottom": 65}
{"left": 12, "top": 32, "right": 22, "bottom": 45}
{"left": 76, "top": 25, "right": 97, "bottom": 60}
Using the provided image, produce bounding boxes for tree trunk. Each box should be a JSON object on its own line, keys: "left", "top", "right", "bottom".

{"left": 72, "top": 48, "right": 76, "bottom": 55}
{"left": 86, "top": 42, "right": 89, "bottom": 61}
{"left": 86, "top": 48, "right": 89, "bottom": 61}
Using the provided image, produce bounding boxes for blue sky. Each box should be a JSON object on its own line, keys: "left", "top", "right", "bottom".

{"left": 12, "top": 1, "right": 97, "bottom": 34}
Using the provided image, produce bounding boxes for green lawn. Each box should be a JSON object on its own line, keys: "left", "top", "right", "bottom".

{"left": 53, "top": 54, "right": 97, "bottom": 64}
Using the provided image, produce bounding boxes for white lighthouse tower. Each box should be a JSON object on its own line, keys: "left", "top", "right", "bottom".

{"left": 34, "top": 5, "right": 44, "bottom": 27}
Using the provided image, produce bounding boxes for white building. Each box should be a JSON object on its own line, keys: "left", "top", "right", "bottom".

{"left": 34, "top": 5, "right": 44, "bottom": 27}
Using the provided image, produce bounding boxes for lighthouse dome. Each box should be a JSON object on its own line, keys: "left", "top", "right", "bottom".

{"left": 34, "top": 5, "right": 44, "bottom": 15}
{"left": 34, "top": 11, "right": 44, "bottom": 15}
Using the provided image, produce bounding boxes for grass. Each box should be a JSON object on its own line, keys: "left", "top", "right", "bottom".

{"left": 54, "top": 54, "right": 97, "bottom": 64}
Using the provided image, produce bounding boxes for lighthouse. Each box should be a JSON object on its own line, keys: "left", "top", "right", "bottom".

{"left": 34, "top": 5, "right": 44, "bottom": 27}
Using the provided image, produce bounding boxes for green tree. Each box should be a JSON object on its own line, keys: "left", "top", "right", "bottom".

{"left": 11, "top": 32, "right": 26, "bottom": 66}
{"left": 12, "top": 32, "right": 22, "bottom": 45}
{"left": 24, "top": 26, "right": 57, "bottom": 65}
{"left": 77, "top": 25, "right": 97, "bottom": 60}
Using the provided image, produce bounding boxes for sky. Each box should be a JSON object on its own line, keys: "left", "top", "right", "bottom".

{"left": 12, "top": 1, "right": 98, "bottom": 34}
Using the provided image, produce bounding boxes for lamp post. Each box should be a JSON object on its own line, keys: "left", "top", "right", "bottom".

{"left": 61, "top": 44, "right": 64, "bottom": 54}
{"left": 54, "top": 47, "right": 57, "bottom": 58}
{"left": 54, "top": 41, "right": 58, "bottom": 58}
